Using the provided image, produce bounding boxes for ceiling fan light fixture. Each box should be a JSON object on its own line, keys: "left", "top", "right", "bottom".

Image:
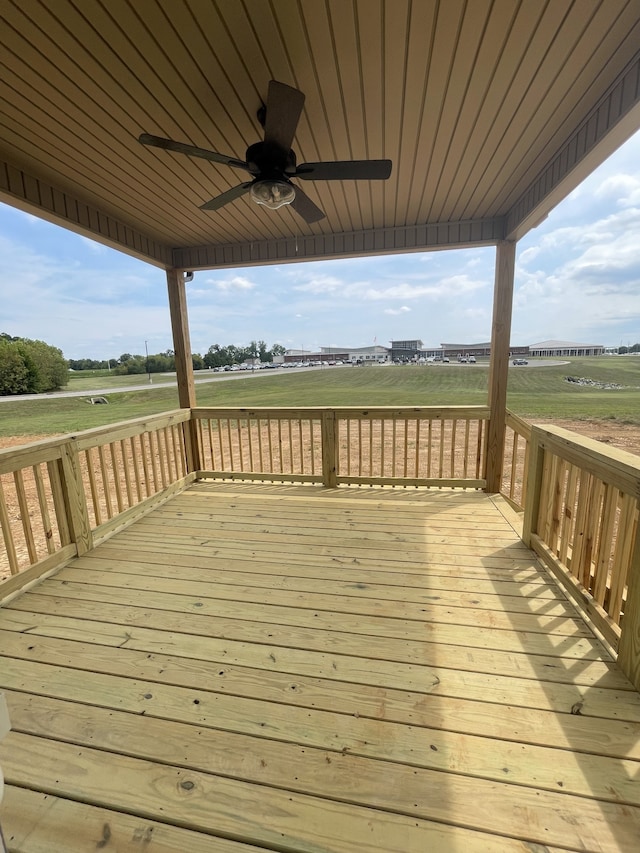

{"left": 250, "top": 179, "right": 295, "bottom": 210}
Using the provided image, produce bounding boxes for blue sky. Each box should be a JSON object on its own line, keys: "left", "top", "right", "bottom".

{"left": 1, "top": 130, "right": 640, "bottom": 360}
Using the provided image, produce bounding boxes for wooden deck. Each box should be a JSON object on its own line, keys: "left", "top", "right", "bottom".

{"left": 1, "top": 481, "right": 640, "bottom": 852}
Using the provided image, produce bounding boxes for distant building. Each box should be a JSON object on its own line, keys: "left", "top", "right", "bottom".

{"left": 440, "top": 342, "right": 530, "bottom": 358}
{"left": 321, "top": 345, "right": 389, "bottom": 363}
{"left": 528, "top": 340, "right": 604, "bottom": 357}
{"left": 283, "top": 345, "right": 390, "bottom": 364}
{"left": 390, "top": 339, "right": 423, "bottom": 361}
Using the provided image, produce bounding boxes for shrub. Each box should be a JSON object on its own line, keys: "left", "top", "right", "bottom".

{"left": 0, "top": 335, "right": 68, "bottom": 395}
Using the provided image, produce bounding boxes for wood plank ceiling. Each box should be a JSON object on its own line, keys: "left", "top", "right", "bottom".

{"left": 0, "top": 0, "right": 639, "bottom": 269}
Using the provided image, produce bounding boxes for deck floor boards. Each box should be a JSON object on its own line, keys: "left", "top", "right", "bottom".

{"left": 1, "top": 482, "right": 640, "bottom": 852}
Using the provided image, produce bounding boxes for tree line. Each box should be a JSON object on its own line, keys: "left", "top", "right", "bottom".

{"left": 1, "top": 334, "right": 288, "bottom": 395}
{"left": 68, "top": 341, "right": 287, "bottom": 375}
{"left": 0, "top": 333, "right": 68, "bottom": 395}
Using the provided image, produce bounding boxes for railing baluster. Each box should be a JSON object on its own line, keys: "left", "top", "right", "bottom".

{"left": 237, "top": 419, "right": 245, "bottom": 472}
{"left": 120, "top": 439, "right": 134, "bottom": 507}
{"left": 592, "top": 484, "right": 617, "bottom": 606}
{"left": 610, "top": 493, "right": 636, "bottom": 621}
{"left": 249, "top": 419, "right": 256, "bottom": 472}
{"left": 110, "top": 442, "right": 125, "bottom": 513}
{"left": 267, "top": 419, "right": 274, "bottom": 472}
{"left": 558, "top": 465, "right": 579, "bottom": 567}
{"left": 278, "top": 420, "right": 293, "bottom": 472}
{"left": 149, "top": 432, "right": 161, "bottom": 492}
{"left": 257, "top": 419, "right": 264, "bottom": 472}
{"left": 33, "top": 464, "right": 56, "bottom": 555}
{"left": 298, "top": 419, "right": 303, "bottom": 474}
{"left": 0, "top": 478, "right": 19, "bottom": 575}
{"left": 346, "top": 418, "right": 351, "bottom": 477}
{"left": 310, "top": 420, "right": 316, "bottom": 477}
{"left": 463, "top": 420, "right": 470, "bottom": 480}
{"left": 450, "top": 419, "right": 457, "bottom": 479}
{"left": 97, "top": 445, "right": 114, "bottom": 517}
{"left": 139, "top": 433, "right": 152, "bottom": 498}
{"left": 130, "top": 437, "right": 143, "bottom": 502}
{"left": 226, "top": 419, "right": 234, "bottom": 471}
{"left": 13, "top": 469, "right": 37, "bottom": 564}
{"left": 211, "top": 419, "right": 220, "bottom": 471}
{"left": 403, "top": 420, "right": 409, "bottom": 478}
{"left": 85, "top": 448, "right": 103, "bottom": 526}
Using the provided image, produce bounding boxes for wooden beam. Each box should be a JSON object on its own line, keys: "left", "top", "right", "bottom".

{"left": 0, "top": 157, "right": 172, "bottom": 268}
{"left": 485, "top": 241, "right": 516, "bottom": 494}
{"left": 506, "top": 52, "right": 640, "bottom": 241}
{"left": 172, "top": 218, "right": 505, "bottom": 271}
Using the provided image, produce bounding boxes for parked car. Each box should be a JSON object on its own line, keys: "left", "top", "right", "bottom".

{"left": 512, "top": 358, "right": 528, "bottom": 365}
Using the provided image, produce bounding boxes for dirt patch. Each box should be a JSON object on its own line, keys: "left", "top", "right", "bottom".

{"left": 536, "top": 419, "right": 640, "bottom": 454}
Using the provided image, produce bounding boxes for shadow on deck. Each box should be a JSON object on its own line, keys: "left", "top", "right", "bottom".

{"left": 1, "top": 482, "right": 639, "bottom": 852}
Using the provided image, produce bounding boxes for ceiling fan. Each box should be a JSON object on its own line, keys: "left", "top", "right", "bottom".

{"left": 139, "top": 80, "right": 392, "bottom": 224}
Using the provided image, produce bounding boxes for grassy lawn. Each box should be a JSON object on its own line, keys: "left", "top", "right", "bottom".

{"left": 66, "top": 369, "right": 177, "bottom": 390}
{"left": 0, "top": 357, "right": 638, "bottom": 437}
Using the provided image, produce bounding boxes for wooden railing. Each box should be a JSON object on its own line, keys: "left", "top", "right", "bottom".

{"left": 0, "top": 410, "right": 192, "bottom": 598}
{"left": 3, "top": 404, "right": 640, "bottom": 687}
{"left": 500, "top": 410, "right": 531, "bottom": 510}
{"left": 522, "top": 424, "right": 640, "bottom": 688}
{"left": 192, "top": 406, "right": 490, "bottom": 488}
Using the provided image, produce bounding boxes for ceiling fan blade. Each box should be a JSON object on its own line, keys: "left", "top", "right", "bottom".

{"left": 139, "top": 134, "right": 248, "bottom": 171}
{"left": 200, "top": 182, "right": 254, "bottom": 211}
{"left": 263, "top": 80, "right": 305, "bottom": 152}
{"left": 296, "top": 159, "right": 392, "bottom": 181}
{"left": 290, "top": 185, "right": 325, "bottom": 223}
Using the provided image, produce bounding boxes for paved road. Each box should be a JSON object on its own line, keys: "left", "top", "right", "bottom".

{"left": 0, "top": 365, "right": 325, "bottom": 402}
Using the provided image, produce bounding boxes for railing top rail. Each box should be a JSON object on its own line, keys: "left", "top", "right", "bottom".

{"left": 0, "top": 441, "right": 64, "bottom": 475}
{"left": 75, "top": 409, "right": 191, "bottom": 451}
{"left": 532, "top": 423, "right": 640, "bottom": 499}
{"left": 505, "top": 409, "right": 532, "bottom": 440}
{"left": 0, "top": 409, "right": 191, "bottom": 474}
{"left": 192, "top": 405, "right": 491, "bottom": 420}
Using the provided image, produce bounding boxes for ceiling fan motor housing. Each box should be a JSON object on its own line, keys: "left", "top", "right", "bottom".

{"left": 245, "top": 141, "right": 297, "bottom": 178}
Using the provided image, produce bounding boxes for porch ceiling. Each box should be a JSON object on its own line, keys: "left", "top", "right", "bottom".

{"left": 1, "top": 0, "right": 639, "bottom": 270}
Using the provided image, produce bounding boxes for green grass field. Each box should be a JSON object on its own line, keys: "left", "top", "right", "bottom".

{"left": 0, "top": 357, "right": 638, "bottom": 437}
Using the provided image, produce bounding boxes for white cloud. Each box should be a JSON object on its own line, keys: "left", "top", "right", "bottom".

{"left": 384, "top": 306, "right": 411, "bottom": 315}
{"left": 594, "top": 173, "right": 640, "bottom": 207}
{"left": 291, "top": 275, "right": 345, "bottom": 294}
{"left": 204, "top": 274, "right": 256, "bottom": 291}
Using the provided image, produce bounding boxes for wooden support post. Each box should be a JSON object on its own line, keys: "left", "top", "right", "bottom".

{"left": 321, "top": 410, "right": 338, "bottom": 488}
{"left": 166, "top": 268, "right": 196, "bottom": 408}
{"left": 485, "top": 240, "right": 516, "bottom": 493}
{"left": 166, "top": 269, "right": 201, "bottom": 472}
{"left": 618, "top": 524, "right": 640, "bottom": 691}
{"left": 58, "top": 441, "right": 93, "bottom": 556}
{"left": 522, "top": 427, "right": 544, "bottom": 547}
